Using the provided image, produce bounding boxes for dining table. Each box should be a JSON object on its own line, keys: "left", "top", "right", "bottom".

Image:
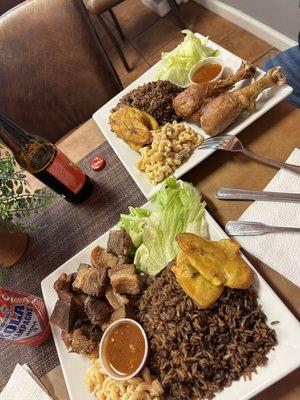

{"left": 22, "top": 99, "right": 300, "bottom": 399}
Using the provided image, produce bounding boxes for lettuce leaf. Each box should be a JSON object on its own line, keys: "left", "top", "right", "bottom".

{"left": 118, "top": 207, "right": 150, "bottom": 248}
{"left": 155, "top": 30, "right": 219, "bottom": 87}
{"left": 119, "top": 177, "right": 208, "bottom": 275}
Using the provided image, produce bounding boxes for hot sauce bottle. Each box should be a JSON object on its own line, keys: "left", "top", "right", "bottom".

{"left": 0, "top": 288, "right": 51, "bottom": 345}
{"left": 0, "top": 112, "right": 93, "bottom": 204}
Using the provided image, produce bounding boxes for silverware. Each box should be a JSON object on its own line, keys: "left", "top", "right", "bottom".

{"left": 215, "top": 188, "right": 300, "bottom": 203}
{"left": 198, "top": 134, "right": 300, "bottom": 175}
{"left": 225, "top": 221, "right": 300, "bottom": 236}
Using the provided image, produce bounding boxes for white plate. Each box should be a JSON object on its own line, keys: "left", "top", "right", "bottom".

{"left": 93, "top": 33, "right": 293, "bottom": 198}
{"left": 41, "top": 203, "right": 300, "bottom": 400}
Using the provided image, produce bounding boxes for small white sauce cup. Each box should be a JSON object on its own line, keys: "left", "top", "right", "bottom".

{"left": 99, "top": 318, "right": 149, "bottom": 381}
{"left": 188, "top": 57, "right": 224, "bottom": 86}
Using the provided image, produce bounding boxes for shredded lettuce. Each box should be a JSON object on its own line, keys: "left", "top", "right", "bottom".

{"left": 155, "top": 30, "right": 219, "bottom": 87}
{"left": 119, "top": 177, "right": 208, "bottom": 276}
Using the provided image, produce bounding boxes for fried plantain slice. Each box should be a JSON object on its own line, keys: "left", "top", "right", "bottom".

{"left": 141, "top": 111, "right": 159, "bottom": 131}
{"left": 176, "top": 233, "right": 253, "bottom": 289}
{"left": 172, "top": 250, "right": 224, "bottom": 308}
{"left": 110, "top": 106, "right": 156, "bottom": 147}
{"left": 127, "top": 142, "right": 143, "bottom": 152}
{"left": 215, "top": 239, "right": 254, "bottom": 289}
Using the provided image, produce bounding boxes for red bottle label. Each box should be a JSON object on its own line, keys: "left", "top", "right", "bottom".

{"left": 46, "top": 150, "right": 85, "bottom": 194}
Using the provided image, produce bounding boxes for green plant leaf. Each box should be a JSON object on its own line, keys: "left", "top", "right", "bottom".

{"left": 16, "top": 184, "right": 23, "bottom": 195}
{"left": 0, "top": 149, "right": 58, "bottom": 232}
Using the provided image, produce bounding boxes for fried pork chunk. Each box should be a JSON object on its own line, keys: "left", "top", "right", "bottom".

{"left": 72, "top": 263, "right": 108, "bottom": 297}
{"left": 105, "top": 284, "right": 129, "bottom": 310}
{"left": 51, "top": 228, "right": 142, "bottom": 359}
{"left": 51, "top": 274, "right": 86, "bottom": 333}
{"left": 102, "top": 305, "right": 137, "bottom": 331}
{"left": 83, "top": 296, "right": 113, "bottom": 326}
{"left": 110, "top": 305, "right": 136, "bottom": 323}
{"left": 50, "top": 294, "right": 86, "bottom": 332}
{"left": 107, "top": 229, "right": 133, "bottom": 256}
{"left": 54, "top": 273, "right": 76, "bottom": 297}
{"left": 109, "top": 264, "right": 140, "bottom": 295}
{"left": 90, "top": 246, "right": 118, "bottom": 269}
{"left": 116, "top": 255, "right": 133, "bottom": 266}
{"left": 61, "top": 322, "right": 102, "bottom": 357}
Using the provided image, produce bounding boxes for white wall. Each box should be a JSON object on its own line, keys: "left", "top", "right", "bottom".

{"left": 195, "top": 0, "right": 298, "bottom": 49}
{"left": 222, "top": 0, "right": 300, "bottom": 42}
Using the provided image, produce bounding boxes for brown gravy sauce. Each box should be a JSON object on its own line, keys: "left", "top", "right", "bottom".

{"left": 105, "top": 322, "right": 145, "bottom": 376}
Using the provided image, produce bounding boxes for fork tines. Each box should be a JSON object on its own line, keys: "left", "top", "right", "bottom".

{"left": 204, "top": 134, "right": 232, "bottom": 142}
{"left": 198, "top": 134, "right": 233, "bottom": 150}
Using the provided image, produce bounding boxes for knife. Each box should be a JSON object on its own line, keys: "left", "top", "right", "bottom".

{"left": 215, "top": 188, "right": 300, "bottom": 203}
{"left": 225, "top": 221, "right": 300, "bottom": 236}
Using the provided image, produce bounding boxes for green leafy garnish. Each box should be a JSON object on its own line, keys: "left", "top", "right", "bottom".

{"left": 119, "top": 177, "right": 208, "bottom": 276}
{"left": 155, "top": 30, "right": 219, "bottom": 87}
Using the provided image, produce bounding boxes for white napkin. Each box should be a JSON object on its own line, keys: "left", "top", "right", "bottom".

{"left": 0, "top": 364, "right": 53, "bottom": 400}
{"left": 235, "top": 148, "right": 300, "bottom": 287}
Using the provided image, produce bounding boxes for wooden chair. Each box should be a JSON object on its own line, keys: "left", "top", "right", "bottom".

{"left": 0, "top": 0, "right": 122, "bottom": 143}
{"left": 83, "top": 0, "right": 186, "bottom": 72}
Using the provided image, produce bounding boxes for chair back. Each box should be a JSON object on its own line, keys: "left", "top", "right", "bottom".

{"left": 0, "top": 0, "right": 122, "bottom": 142}
{"left": 0, "top": 1, "right": 25, "bottom": 15}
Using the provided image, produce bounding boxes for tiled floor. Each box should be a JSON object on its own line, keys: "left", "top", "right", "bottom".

{"left": 93, "top": 0, "right": 279, "bottom": 88}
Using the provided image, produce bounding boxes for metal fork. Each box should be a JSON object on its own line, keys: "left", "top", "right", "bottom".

{"left": 198, "top": 134, "right": 300, "bottom": 175}
{"left": 225, "top": 221, "right": 300, "bottom": 236}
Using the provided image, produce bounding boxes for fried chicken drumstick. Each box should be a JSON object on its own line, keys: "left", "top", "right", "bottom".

{"left": 201, "top": 66, "right": 285, "bottom": 135}
{"left": 172, "top": 61, "right": 256, "bottom": 123}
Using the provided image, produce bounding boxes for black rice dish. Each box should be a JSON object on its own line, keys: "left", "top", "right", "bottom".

{"left": 138, "top": 266, "right": 277, "bottom": 400}
{"left": 113, "top": 80, "right": 183, "bottom": 126}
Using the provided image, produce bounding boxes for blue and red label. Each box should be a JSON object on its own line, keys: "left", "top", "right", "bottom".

{"left": 0, "top": 289, "right": 50, "bottom": 345}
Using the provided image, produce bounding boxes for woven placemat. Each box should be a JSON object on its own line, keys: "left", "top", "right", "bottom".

{"left": 0, "top": 141, "right": 146, "bottom": 389}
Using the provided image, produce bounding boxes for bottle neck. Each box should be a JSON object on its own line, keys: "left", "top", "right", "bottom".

{"left": 0, "top": 113, "right": 56, "bottom": 173}
{"left": 0, "top": 127, "right": 28, "bottom": 154}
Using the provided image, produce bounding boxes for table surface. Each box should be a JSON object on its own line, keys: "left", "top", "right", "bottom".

{"left": 37, "top": 99, "right": 300, "bottom": 400}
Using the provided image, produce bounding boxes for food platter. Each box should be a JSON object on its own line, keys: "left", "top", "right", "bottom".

{"left": 43, "top": 32, "right": 297, "bottom": 399}
{"left": 41, "top": 198, "right": 300, "bottom": 400}
{"left": 93, "top": 33, "right": 293, "bottom": 198}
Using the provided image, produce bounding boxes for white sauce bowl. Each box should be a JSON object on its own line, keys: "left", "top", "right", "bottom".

{"left": 99, "top": 318, "right": 149, "bottom": 381}
{"left": 188, "top": 57, "right": 224, "bottom": 86}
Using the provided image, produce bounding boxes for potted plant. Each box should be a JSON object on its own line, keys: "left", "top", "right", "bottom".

{"left": 0, "top": 145, "right": 57, "bottom": 266}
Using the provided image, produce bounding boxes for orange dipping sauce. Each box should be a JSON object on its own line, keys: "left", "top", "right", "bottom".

{"left": 104, "top": 322, "right": 145, "bottom": 376}
{"left": 192, "top": 62, "right": 222, "bottom": 84}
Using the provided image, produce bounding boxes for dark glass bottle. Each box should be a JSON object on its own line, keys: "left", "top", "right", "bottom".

{"left": 0, "top": 113, "right": 93, "bottom": 204}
